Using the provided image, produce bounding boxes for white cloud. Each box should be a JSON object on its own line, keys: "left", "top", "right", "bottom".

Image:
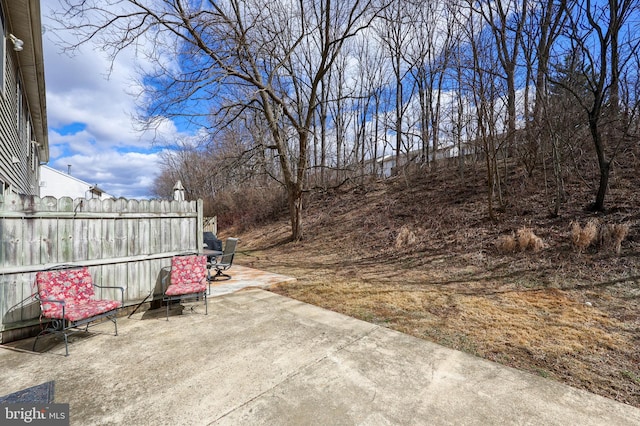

{"left": 47, "top": 150, "right": 167, "bottom": 199}
{"left": 41, "top": 5, "right": 188, "bottom": 199}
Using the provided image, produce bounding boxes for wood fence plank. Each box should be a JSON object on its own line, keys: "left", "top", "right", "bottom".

{"left": 73, "top": 217, "right": 88, "bottom": 261}
{"left": 103, "top": 218, "right": 116, "bottom": 259}
{"left": 57, "top": 197, "right": 74, "bottom": 263}
{"left": 87, "top": 199, "right": 103, "bottom": 260}
{"left": 0, "top": 274, "right": 14, "bottom": 325}
{"left": 1, "top": 217, "right": 20, "bottom": 267}
{"left": 39, "top": 196, "right": 58, "bottom": 264}
{"left": 22, "top": 217, "right": 40, "bottom": 265}
{"left": 115, "top": 218, "right": 127, "bottom": 257}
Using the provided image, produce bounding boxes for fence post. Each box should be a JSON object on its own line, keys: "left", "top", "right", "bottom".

{"left": 197, "top": 199, "right": 204, "bottom": 252}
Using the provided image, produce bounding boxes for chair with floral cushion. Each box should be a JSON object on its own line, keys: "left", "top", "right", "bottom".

{"left": 33, "top": 265, "right": 124, "bottom": 356}
{"left": 161, "top": 254, "right": 208, "bottom": 320}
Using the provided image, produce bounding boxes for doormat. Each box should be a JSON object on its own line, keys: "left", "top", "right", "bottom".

{"left": 0, "top": 381, "right": 55, "bottom": 403}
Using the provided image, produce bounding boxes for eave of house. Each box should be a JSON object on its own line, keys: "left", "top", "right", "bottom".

{"left": 6, "top": 0, "right": 48, "bottom": 162}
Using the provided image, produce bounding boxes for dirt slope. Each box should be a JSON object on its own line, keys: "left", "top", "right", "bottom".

{"left": 230, "top": 158, "right": 640, "bottom": 408}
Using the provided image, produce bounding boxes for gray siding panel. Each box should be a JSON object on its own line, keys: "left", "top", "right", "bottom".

{"left": 0, "top": 37, "right": 39, "bottom": 195}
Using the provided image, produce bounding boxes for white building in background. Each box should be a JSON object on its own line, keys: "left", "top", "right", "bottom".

{"left": 39, "top": 165, "right": 113, "bottom": 200}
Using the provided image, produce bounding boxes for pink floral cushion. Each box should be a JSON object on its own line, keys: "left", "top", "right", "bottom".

{"left": 36, "top": 267, "right": 122, "bottom": 321}
{"left": 165, "top": 255, "right": 207, "bottom": 296}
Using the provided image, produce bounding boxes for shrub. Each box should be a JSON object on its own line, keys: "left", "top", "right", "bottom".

{"left": 570, "top": 219, "right": 599, "bottom": 252}
{"left": 395, "top": 226, "right": 417, "bottom": 249}
{"left": 210, "top": 185, "right": 288, "bottom": 231}
{"left": 516, "top": 227, "right": 545, "bottom": 252}
{"left": 599, "top": 223, "right": 630, "bottom": 254}
{"left": 495, "top": 234, "right": 518, "bottom": 254}
{"left": 495, "top": 227, "right": 544, "bottom": 254}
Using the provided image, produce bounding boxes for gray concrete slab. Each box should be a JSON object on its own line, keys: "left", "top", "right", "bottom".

{"left": 1, "top": 288, "right": 639, "bottom": 425}
{"left": 207, "top": 265, "right": 297, "bottom": 297}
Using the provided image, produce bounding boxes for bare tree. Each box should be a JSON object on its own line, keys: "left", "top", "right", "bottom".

{"left": 458, "top": 1, "right": 507, "bottom": 220}
{"left": 53, "top": 0, "right": 387, "bottom": 241}
{"left": 404, "top": 1, "right": 457, "bottom": 168}
{"left": 510, "top": 0, "right": 573, "bottom": 214}
{"left": 350, "top": 33, "right": 390, "bottom": 179}
{"left": 518, "top": 0, "right": 572, "bottom": 178}
{"left": 474, "top": 0, "right": 528, "bottom": 158}
{"left": 553, "top": 0, "right": 640, "bottom": 210}
{"left": 326, "top": 52, "right": 354, "bottom": 182}
{"left": 375, "top": 0, "right": 413, "bottom": 171}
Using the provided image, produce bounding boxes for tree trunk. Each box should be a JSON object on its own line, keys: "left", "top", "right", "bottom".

{"left": 594, "top": 160, "right": 610, "bottom": 211}
{"left": 288, "top": 183, "right": 304, "bottom": 241}
{"left": 395, "top": 62, "right": 403, "bottom": 171}
{"left": 589, "top": 116, "right": 610, "bottom": 211}
{"left": 551, "top": 134, "right": 565, "bottom": 216}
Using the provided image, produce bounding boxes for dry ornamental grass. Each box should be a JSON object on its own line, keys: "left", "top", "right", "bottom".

{"left": 495, "top": 234, "right": 518, "bottom": 253}
{"left": 516, "top": 227, "right": 545, "bottom": 252}
{"left": 571, "top": 219, "right": 599, "bottom": 252}
{"left": 395, "top": 225, "right": 418, "bottom": 249}
{"left": 600, "top": 223, "right": 630, "bottom": 254}
{"left": 571, "top": 219, "right": 630, "bottom": 254}
{"left": 496, "top": 227, "right": 544, "bottom": 254}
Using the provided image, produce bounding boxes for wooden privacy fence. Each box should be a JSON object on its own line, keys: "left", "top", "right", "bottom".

{"left": 0, "top": 193, "right": 204, "bottom": 340}
{"left": 203, "top": 216, "right": 218, "bottom": 235}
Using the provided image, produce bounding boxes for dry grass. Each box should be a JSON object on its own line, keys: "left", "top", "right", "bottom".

{"left": 516, "top": 227, "right": 545, "bottom": 252}
{"left": 251, "top": 243, "right": 639, "bottom": 407}
{"left": 571, "top": 220, "right": 631, "bottom": 254}
{"left": 495, "top": 227, "right": 544, "bottom": 253}
{"left": 600, "top": 223, "right": 630, "bottom": 254}
{"left": 395, "top": 225, "right": 417, "bottom": 249}
{"left": 495, "top": 234, "right": 518, "bottom": 253}
{"left": 571, "top": 219, "right": 599, "bottom": 252}
{"left": 231, "top": 160, "right": 640, "bottom": 408}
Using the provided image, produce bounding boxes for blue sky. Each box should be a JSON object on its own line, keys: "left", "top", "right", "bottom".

{"left": 41, "top": 6, "right": 192, "bottom": 199}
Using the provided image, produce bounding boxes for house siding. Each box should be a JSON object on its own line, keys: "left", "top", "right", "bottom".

{"left": 0, "top": 1, "right": 46, "bottom": 197}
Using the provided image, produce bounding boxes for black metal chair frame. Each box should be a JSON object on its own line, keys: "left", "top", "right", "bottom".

{"left": 207, "top": 238, "right": 238, "bottom": 282}
{"left": 33, "top": 265, "right": 124, "bottom": 356}
{"left": 161, "top": 256, "right": 208, "bottom": 321}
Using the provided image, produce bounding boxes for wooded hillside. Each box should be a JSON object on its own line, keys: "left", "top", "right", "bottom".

{"left": 231, "top": 152, "right": 640, "bottom": 408}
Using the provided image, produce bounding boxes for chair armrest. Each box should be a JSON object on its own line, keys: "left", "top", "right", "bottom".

{"left": 37, "top": 296, "right": 66, "bottom": 306}
{"left": 161, "top": 266, "right": 172, "bottom": 294}
{"left": 94, "top": 284, "right": 125, "bottom": 305}
{"left": 35, "top": 296, "right": 67, "bottom": 320}
{"left": 214, "top": 253, "right": 234, "bottom": 265}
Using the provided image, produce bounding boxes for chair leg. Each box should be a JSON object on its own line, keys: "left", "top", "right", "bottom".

{"left": 63, "top": 332, "right": 69, "bottom": 357}
{"left": 32, "top": 330, "right": 70, "bottom": 356}
{"left": 32, "top": 314, "right": 118, "bottom": 355}
{"left": 211, "top": 269, "right": 231, "bottom": 281}
{"left": 32, "top": 332, "right": 43, "bottom": 352}
{"left": 32, "top": 320, "right": 63, "bottom": 354}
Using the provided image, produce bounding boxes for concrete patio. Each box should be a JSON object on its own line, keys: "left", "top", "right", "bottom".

{"left": 1, "top": 266, "right": 639, "bottom": 425}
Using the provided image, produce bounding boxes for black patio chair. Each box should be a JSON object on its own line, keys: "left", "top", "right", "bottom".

{"left": 203, "top": 232, "right": 223, "bottom": 252}
{"left": 207, "top": 238, "right": 238, "bottom": 281}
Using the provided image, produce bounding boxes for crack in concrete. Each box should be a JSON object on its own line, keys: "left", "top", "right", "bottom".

{"left": 210, "top": 325, "right": 380, "bottom": 424}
